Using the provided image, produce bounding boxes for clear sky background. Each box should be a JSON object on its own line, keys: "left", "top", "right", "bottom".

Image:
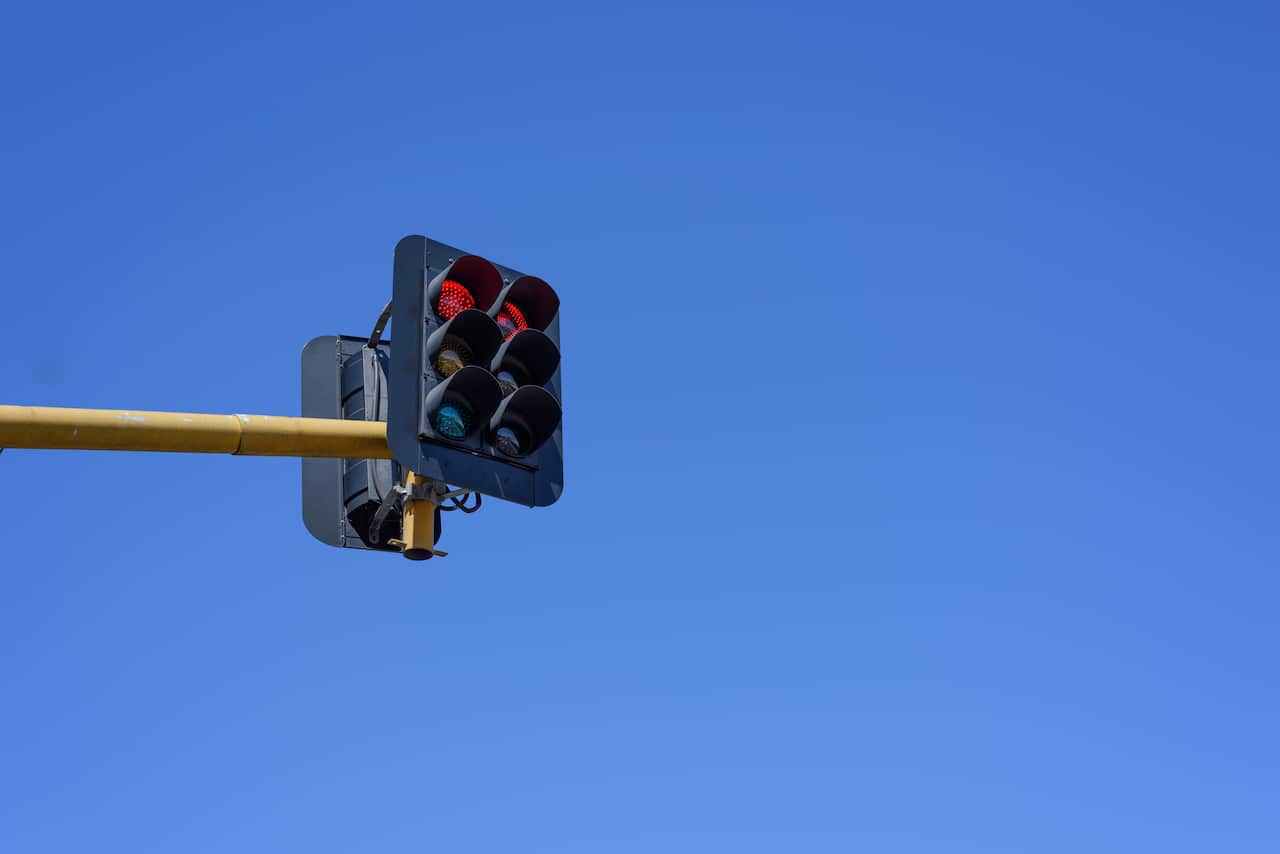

{"left": 1, "top": 2, "right": 1277, "bottom": 851}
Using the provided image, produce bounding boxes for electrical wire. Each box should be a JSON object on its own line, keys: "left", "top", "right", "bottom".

{"left": 440, "top": 491, "right": 482, "bottom": 513}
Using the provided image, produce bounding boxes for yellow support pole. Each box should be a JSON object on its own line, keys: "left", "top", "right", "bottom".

{"left": 0, "top": 405, "right": 391, "bottom": 459}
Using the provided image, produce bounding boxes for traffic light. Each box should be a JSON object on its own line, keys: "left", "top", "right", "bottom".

{"left": 1, "top": 234, "right": 562, "bottom": 561}
{"left": 388, "top": 236, "right": 564, "bottom": 507}
{"left": 300, "top": 335, "right": 441, "bottom": 553}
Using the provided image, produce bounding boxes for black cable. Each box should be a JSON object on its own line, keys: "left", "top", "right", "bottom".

{"left": 440, "top": 491, "right": 482, "bottom": 514}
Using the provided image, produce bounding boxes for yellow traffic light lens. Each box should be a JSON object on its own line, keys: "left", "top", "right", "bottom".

{"left": 435, "top": 335, "right": 472, "bottom": 377}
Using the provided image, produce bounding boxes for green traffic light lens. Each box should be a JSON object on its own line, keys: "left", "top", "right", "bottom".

{"left": 434, "top": 403, "right": 471, "bottom": 439}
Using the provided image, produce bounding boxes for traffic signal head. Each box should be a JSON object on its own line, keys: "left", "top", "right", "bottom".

{"left": 388, "top": 236, "right": 564, "bottom": 506}
{"left": 300, "top": 335, "right": 442, "bottom": 553}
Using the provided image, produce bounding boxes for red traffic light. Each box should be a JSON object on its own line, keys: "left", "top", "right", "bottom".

{"left": 436, "top": 280, "right": 475, "bottom": 320}
{"left": 495, "top": 301, "right": 528, "bottom": 339}
{"left": 489, "top": 276, "right": 559, "bottom": 334}
{"left": 427, "top": 256, "right": 504, "bottom": 322}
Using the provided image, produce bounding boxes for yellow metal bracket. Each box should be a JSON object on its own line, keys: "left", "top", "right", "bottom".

{"left": 386, "top": 471, "right": 448, "bottom": 560}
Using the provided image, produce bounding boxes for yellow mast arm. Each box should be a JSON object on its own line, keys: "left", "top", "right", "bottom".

{"left": 0, "top": 405, "right": 391, "bottom": 459}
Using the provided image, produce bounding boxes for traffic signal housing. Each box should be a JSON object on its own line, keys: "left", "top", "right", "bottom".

{"left": 388, "top": 236, "right": 564, "bottom": 507}
{"left": 301, "top": 334, "right": 441, "bottom": 553}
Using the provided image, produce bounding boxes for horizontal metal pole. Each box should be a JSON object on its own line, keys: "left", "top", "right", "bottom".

{"left": 0, "top": 405, "right": 392, "bottom": 459}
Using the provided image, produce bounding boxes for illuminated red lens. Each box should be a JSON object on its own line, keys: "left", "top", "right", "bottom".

{"left": 437, "top": 280, "right": 475, "bottom": 320}
{"left": 495, "top": 301, "right": 528, "bottom": 340}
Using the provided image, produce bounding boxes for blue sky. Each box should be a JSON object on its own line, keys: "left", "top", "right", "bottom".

{"left": 1, "top": 2, "right": 1278, "bottom": 851}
